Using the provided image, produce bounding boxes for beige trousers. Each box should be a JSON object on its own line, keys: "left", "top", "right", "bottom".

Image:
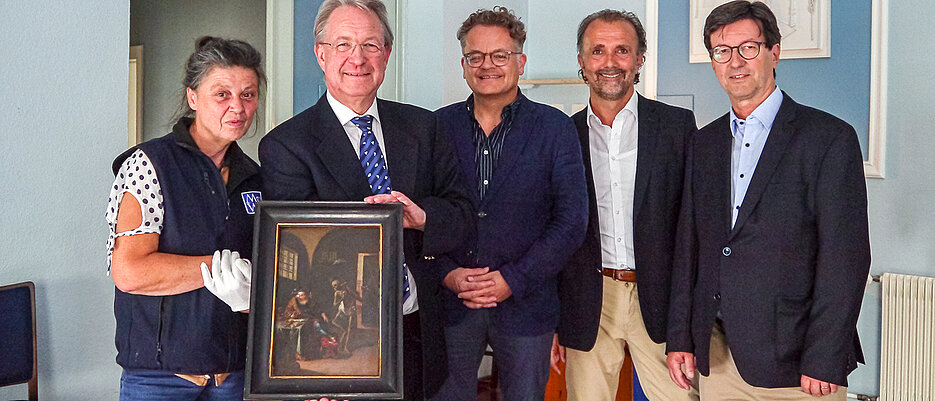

{"left": 566, "top": 277, "right": 698, "bottom": 401}
{"left": 699, "top": 324, "right": 847, "bottom": 400}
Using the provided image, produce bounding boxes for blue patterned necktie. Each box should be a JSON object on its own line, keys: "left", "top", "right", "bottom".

{"left": 351, "top": 115, "right": 393, "bottom": 195}
{"left": 350, "top": 115, "right": 409, "bottom": 301}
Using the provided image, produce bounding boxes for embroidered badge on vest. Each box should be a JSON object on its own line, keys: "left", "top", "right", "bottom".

{"left": 241, "top": 191, "right": 262, "bottom": 214}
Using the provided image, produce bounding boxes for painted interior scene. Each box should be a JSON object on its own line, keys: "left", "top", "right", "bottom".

{"left": 271, "top": 225, "right": 382, "bottom": 377}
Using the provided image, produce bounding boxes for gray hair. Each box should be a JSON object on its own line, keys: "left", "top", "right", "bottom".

{"left": 313, "top": 0, "right": 394, "bottom": 47}
{"left": 172, "top": 36, "right": 266, "bottom": 123}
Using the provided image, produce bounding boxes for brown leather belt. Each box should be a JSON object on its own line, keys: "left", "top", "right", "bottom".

{"left": 602, "top": 268, "right": 636, "bottom": 282}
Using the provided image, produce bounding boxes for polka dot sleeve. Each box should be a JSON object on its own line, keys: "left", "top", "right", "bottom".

{"left": 105, "top": 149, "right": 165, "bottom": 273}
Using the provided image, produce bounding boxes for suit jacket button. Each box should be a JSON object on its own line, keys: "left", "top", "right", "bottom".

{"left": 722, "top": 246, "right": 732, "bottom": 256}
{"left": 714, "top": 293, "right": 721, "bottom": 300}
{"left": 478, "top": 211, "right": 487, "bottom": 218}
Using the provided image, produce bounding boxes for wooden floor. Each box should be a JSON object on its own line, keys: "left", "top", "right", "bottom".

{"left": 477, "top": 351, "right": 634, "bottom": 401}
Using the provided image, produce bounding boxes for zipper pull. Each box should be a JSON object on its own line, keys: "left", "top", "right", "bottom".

{"left": 203, "top": 171, "right": 216, "bottom": 195}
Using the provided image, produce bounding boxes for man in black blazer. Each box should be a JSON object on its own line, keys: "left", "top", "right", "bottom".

{"left": 665, "top": 2, "right": 870, "bottom": 400}
{"left": 551, "top": 10, "right": 698, "bottom": 401}
{"left": 258, "top": 1, "right": 473, "bottom": 400}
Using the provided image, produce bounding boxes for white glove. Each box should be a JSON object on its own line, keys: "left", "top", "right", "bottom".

{"left": 201, "top": 249, "right": 252, "bottom": 312}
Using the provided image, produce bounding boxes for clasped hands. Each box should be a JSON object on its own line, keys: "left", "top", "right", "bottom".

{"left": 365, "top": 191, "right": 514, "bottom": 307}
{"left": 443, "top": 267, "right": 512, "bottom": 308}
{"left": 665, "top": 352, "right": 840, "bottom": 397}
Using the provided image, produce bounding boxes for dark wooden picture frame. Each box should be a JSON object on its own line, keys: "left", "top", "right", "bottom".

{"left": 246, "top": 201, "right": 404, "bottom": 400}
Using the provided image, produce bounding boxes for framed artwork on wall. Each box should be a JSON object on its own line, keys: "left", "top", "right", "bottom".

{"left": 246, "top": 201, "right": 404, "bottom": 400}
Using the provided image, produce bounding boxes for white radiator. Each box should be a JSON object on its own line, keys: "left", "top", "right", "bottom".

{"left": 880, "top": 272, "right": 935, "bottom": 401}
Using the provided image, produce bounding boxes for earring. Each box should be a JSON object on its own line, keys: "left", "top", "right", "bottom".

{"left": 578, "top": 69, "right": 589, "bottom": 84}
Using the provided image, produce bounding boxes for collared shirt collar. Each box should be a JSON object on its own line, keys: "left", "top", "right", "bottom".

{"left": 326, "top": 91, "right": 382, "bottom": 125}
{"left": 464, "top": 88, "right": 524, "bottom": 124}
{"left": 586, "top": 92, "right": 639, "bottom": 131}
{"left": 465, "top": 89, "right": 523, "bottom": 200}
{"left": 730, "top": 86, "right": 782, "bottom": 138}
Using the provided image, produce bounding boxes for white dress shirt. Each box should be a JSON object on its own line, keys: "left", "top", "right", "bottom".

{"left": 587, "top": 94, "right": 639, "bottom": 271}
{"left": 326, "top": 92, "right": 418, "bottom": 314}
{"left": 326, "top": 92, "right": 391, "bottom": 170}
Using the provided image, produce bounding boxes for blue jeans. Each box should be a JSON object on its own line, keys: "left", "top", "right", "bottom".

{"left": 431, "top": 309, "right": 552, "bottom": 401}
{"left": 119, "top": 369, "right": 245, "bottom": 401}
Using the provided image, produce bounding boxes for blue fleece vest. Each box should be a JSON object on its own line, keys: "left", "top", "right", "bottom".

{"left": 112, "top": 119, "right": 261, "bottom": 373}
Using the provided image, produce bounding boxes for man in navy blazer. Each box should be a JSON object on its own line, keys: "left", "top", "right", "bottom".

{"left": 552, "top": 10, "right": 698, "bottom": 401}
{"left": 258, "top": 1, "right": 472, "bottom": 400}
{"left": 431, "top": 7, "right": 588, "bottom": 401}
{"left": 665, "top": 2, "right": 871, "bottom": 400}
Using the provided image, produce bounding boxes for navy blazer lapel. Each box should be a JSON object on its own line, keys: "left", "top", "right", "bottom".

{"left": 312, "top": 96, "right": 373, "bottom": 199}
{"left": 634, "top": 95, "right": 659, "bottom": 221}
{"left": 729, "top": 92, "right": 798, "bottom": 239}
{"left": 448, "top": 108, "right": 480, "bottom": 202}
{"left": 378, "top": 100, "right": 418, "bottom": 194}
{"left": 697, "top": 114, "right": 734, "bottom": 237}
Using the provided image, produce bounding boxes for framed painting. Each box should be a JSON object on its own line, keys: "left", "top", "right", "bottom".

{"left": 246, "top": 201, "right": 404, "bottom": 400}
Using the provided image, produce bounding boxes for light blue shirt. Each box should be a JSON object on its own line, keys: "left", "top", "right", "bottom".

{"left": 730, "top": 86, "right": 783, "bottom": 227}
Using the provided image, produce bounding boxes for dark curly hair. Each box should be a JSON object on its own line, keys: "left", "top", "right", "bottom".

{"left": 456, "top": 6, "right": 526, "bottom": 51}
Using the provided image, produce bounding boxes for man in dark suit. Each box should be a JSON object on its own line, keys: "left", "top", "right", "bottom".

{"left": 431, "top": 7, "right": 588, "bottom": 401}
{"left": 665, "top": 2, "right": 871, "bottom": 399}
{"left": 258, "top": 1, "right": 473, "bottom": 399}
{"left": 551, "top": 9, "right": 698, "bottom": 401}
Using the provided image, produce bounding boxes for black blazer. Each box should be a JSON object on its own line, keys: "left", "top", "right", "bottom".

{"left": 557, "top": 95, "right": 697, "bottom": 351}
{"left": 666, "top": 92, "right": 870, "bottom": 388}
{"left": 258, "top": 95, "right": 474, "bottom": 396}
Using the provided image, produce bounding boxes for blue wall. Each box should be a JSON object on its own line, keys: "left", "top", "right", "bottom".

{"left": 0, "top": 1, "right": 128, "bottom": 398}
{"left": 294, "top": 0, "right": 327, "bottom": 114}
{"left": 860, "top": 0, "right": 935, "bottom": 395}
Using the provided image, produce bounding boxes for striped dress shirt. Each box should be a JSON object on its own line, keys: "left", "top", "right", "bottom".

{"left": 466, "top": 95, "right": 520, "bottom": 200}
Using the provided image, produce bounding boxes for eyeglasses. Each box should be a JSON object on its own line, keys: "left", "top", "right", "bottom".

{"left": 462, "top": 50, "right": 522, "bottom": 67}
{"left": 710, "top": 41, "right": 765, "bottom": 63}
{"left": 319, "top": 41, "right": 385, "bottom": 56}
